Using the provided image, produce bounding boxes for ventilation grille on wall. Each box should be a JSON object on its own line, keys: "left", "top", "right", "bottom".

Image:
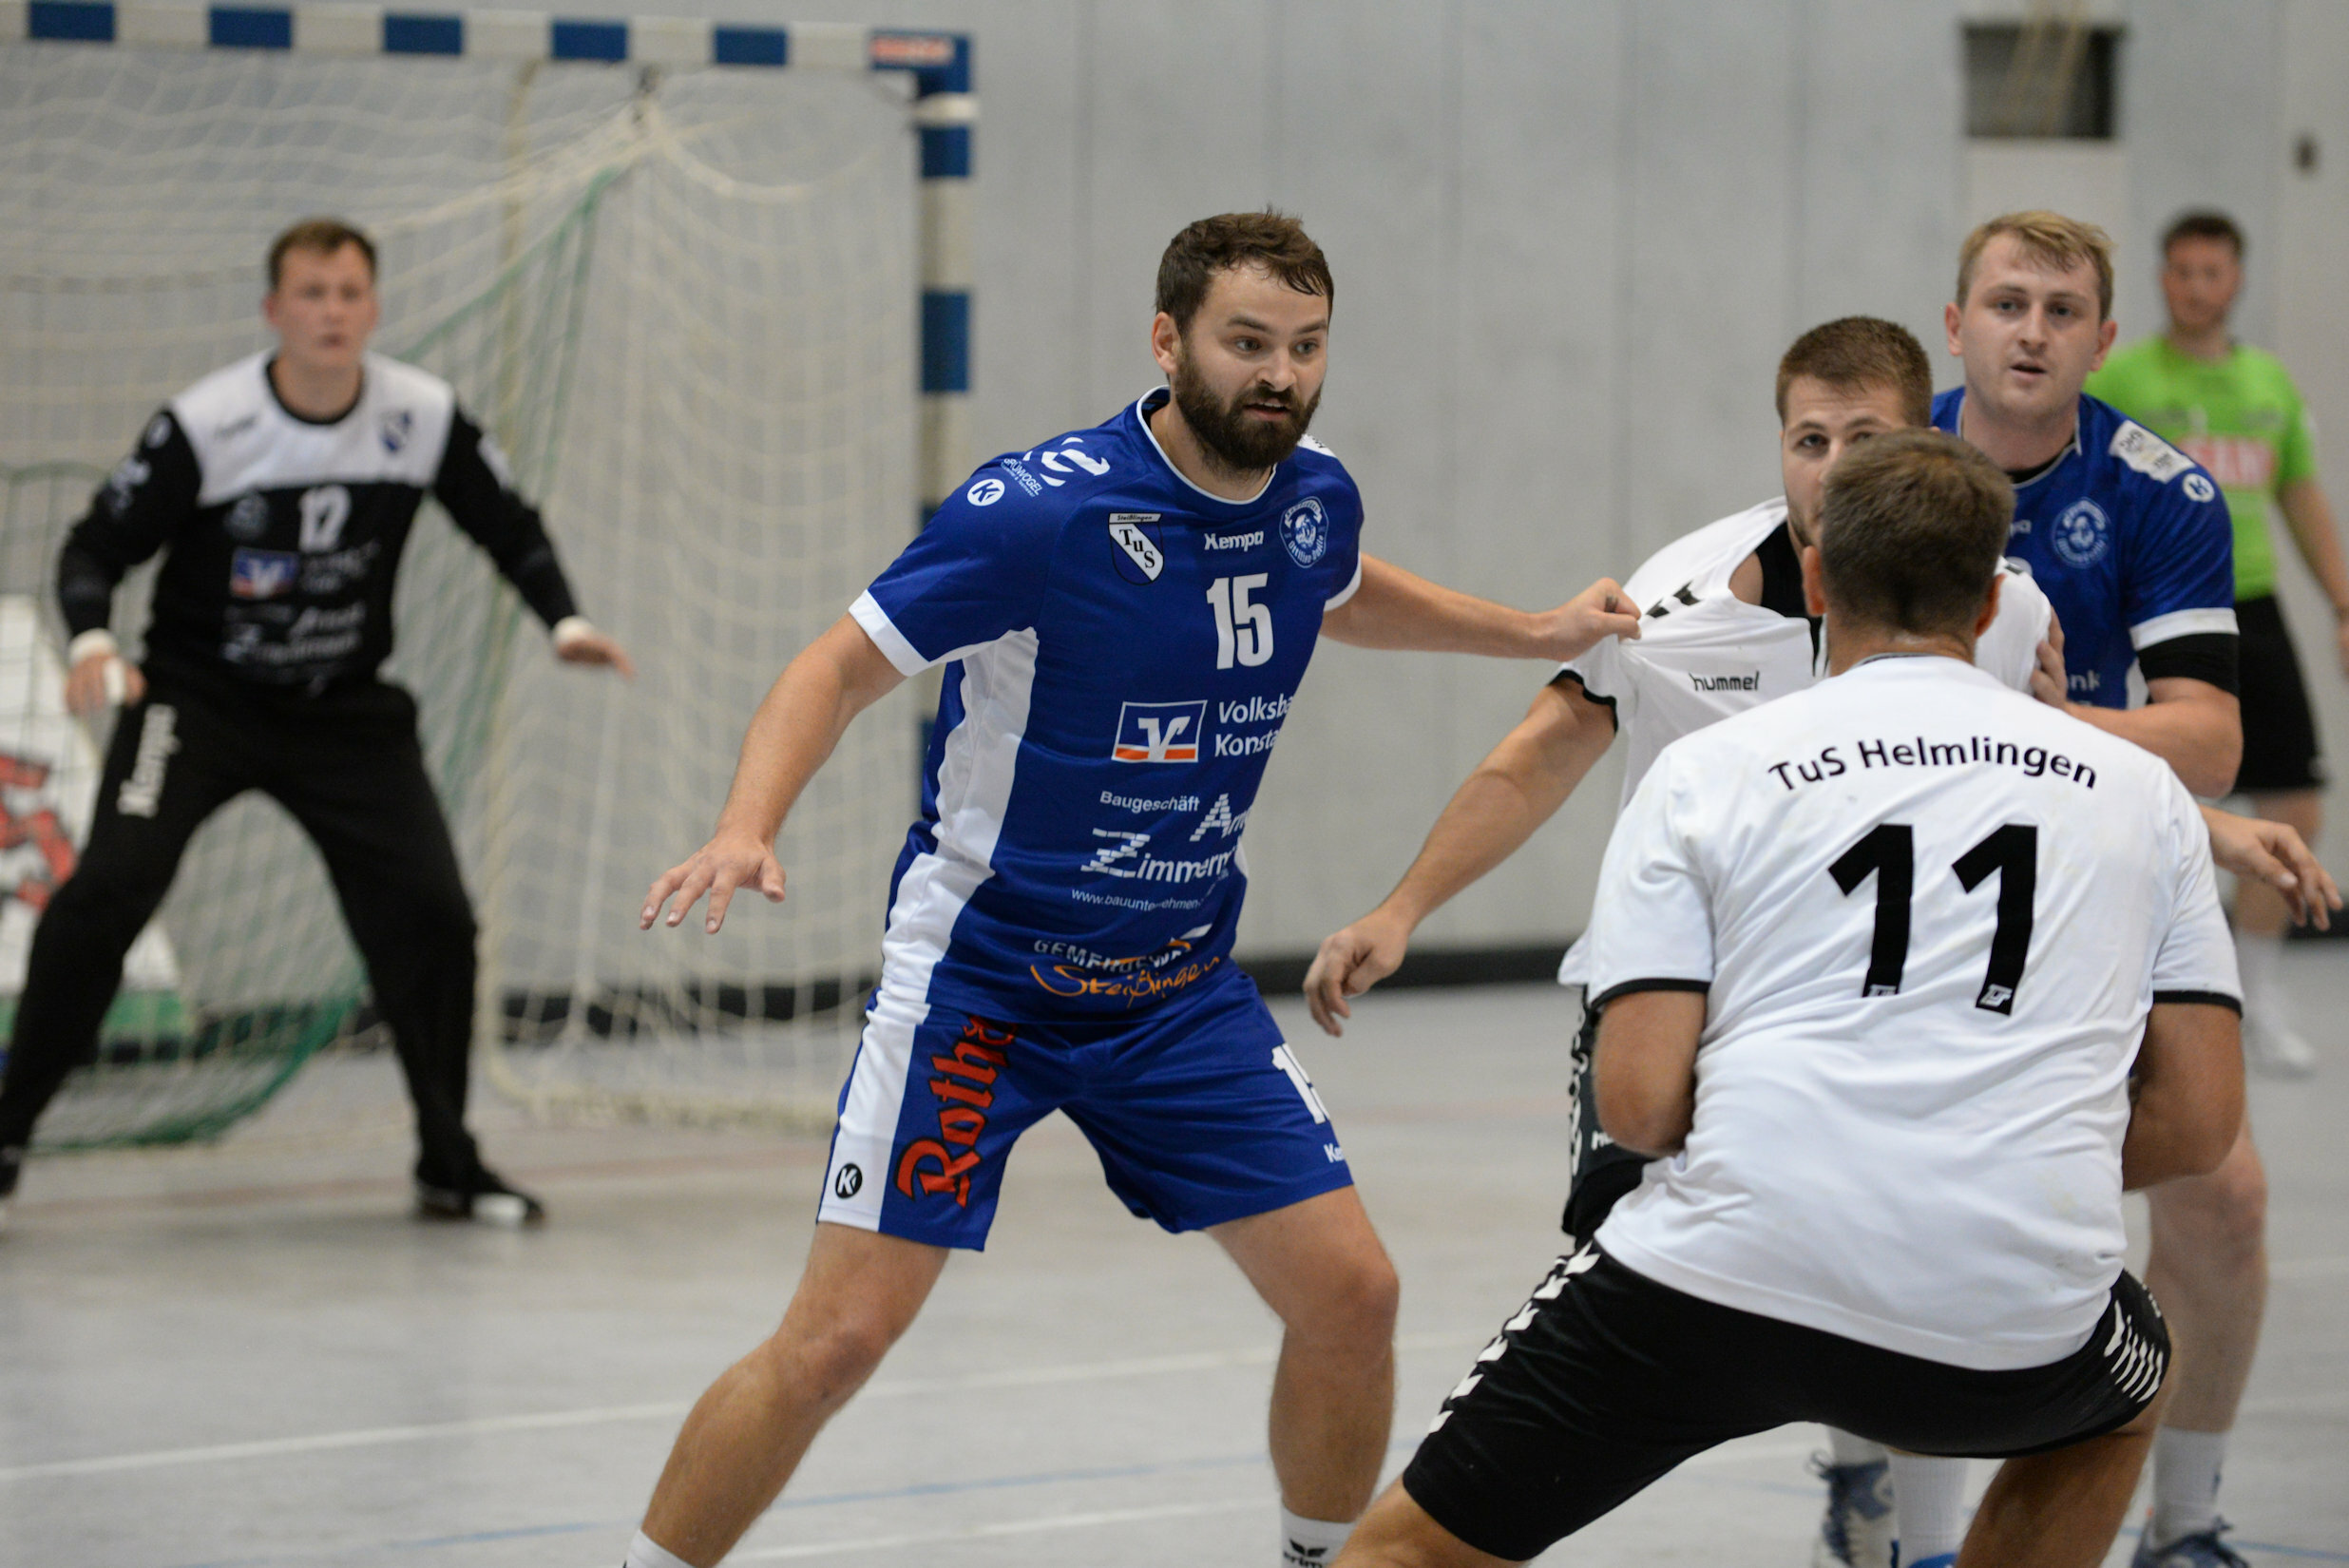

{"left": 1965, "top": 19, "right": 2121, "bottom": 140}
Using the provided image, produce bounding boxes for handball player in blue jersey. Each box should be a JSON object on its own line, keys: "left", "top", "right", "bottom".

{"left": 618, "top": 212, "right": 1643, "bottom": 1568}
{"left": 1811, "top": 212, "right": 2278, "bottom": 1568}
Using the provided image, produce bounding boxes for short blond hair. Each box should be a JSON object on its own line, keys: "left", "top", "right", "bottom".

{"left": 1956, "top": 210, "right": 2114, "bottom": 321}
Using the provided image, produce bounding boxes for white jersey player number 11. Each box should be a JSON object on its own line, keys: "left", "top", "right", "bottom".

{"left": 1831, "top": 821, "right": 2037, "bottom": 1011}
{"left": 1207, "top": 574, "right": 1273, "bottom": 668}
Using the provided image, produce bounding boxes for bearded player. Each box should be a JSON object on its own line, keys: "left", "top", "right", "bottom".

{"left": 619, "top": 211, "right": 1643, "bottom": 1568}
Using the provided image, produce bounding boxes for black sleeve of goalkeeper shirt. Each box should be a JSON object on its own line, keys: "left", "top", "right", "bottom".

{"left": 58, "top": 410, "right": 201, "bottom": 640}
{"left": 431, "top": 406, "right": 581, "bottom": 629}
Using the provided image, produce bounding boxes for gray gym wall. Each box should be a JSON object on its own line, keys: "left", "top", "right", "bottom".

{"left": 471, "top": 0, "right": 2349, "bottom": 964}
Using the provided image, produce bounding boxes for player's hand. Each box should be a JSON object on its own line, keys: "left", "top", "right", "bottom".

{"left": 2029, "top": 607, "right": 2067, "bottom": 709}
{"left": 1304, "top": 908, "right": 1413, "bottom": 1037}
{"left": 640, "top": 831, "right": 786, "bottom": 934}
{"left": 2203, "top": 806, "right": 2342, "bottom": 930}
{"left": 65, "top": 652, "right": 144, "bottom": 717}
{"left": 2334, "top": 614, "right": 2349, "bottom": 682}
{"left": 556, "top": 629, "right": 637, "bottom": 679}
{"left": 1528, "top": 579, "right": 1639, "bottom": 663}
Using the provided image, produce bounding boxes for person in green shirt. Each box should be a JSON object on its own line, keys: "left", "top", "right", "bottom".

{"left": 2090, "top": 210, "right": 2346, "bottom": 1085}
{"left": 2088, "top": 209, "right": 2343, "bottom": 1568}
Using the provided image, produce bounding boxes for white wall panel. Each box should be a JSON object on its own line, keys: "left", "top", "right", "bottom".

{"left": 419, "top": 0, "right": 2344, "bottom": 956}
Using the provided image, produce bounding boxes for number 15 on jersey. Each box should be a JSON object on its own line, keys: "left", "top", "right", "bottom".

{"left": 1208, "top": 574, "right": 1272, "bottom": 669}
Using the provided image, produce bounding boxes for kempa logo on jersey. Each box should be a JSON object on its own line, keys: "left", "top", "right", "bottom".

{"left": 1688, "top": 671, "right": 1760, "bottom": 693}
{"left": 1108, "top": 513, "right": 1165, "bottom": 583}
{"left": 1111, "top": 699, "right": 1206, "bottom": 762}
{"left": 2052, "top": 498, "right": 2111, "bottom": 568}
{"left": 1205, "top": 528, "right": 1265, "bottom": 552}
{"left": 1280, "top": 496, "right": 1329, "bottom": 566}
{"left": 895, "top": 1016, "right": 1012, "bottom": 1208}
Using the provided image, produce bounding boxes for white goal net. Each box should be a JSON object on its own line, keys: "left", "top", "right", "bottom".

{"left": 0, "top": 41, "right": 920, "bottom": 1145}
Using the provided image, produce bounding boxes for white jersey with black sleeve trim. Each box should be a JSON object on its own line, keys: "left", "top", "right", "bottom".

{"left": 1582, "top": 655, "right": 2238, "bottom": 1370}
{"left": 1555, "top": 498, "right": 2053, "bottom": 984}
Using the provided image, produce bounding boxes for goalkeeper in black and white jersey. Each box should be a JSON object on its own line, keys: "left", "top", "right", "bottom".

{"left": 0, "top": 219, "right": 632, "bottom": 1226}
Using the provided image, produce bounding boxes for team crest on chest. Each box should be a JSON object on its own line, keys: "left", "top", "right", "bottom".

{"left": 225, "top": 492, "right": 271, "bottom": 541}
{"left": 380, "top": 408, "right": 413, "bottom": 453}
{"left": 1108, "top": 512, "right": 1165, "bottom": 583}
{"left": 1280, "top": 496, "right": 1328, "bottom": 566}
{"left": 2051, "top": 499, "right": 2110, "bottom": 568}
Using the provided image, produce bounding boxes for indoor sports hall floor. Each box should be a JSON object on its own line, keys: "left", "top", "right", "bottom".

{"left": 5, "top": 961, "right": 2344, "bottom": 1567}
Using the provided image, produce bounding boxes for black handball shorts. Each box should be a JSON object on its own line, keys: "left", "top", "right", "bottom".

{"left": 1401, "top": 1247, "right": 2169, "bottom": 1563}
{"left": 1559, "top": 1001, "right": 1652, "bottom": 1243}
{"left": 2234, "top": 594, "right": 2325, "bottom": 794}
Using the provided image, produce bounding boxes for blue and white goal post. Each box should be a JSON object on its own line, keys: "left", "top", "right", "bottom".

{"left": 0, "top": 0, "right": 975, "bottom": 522}
{"left": 0, "top": 8, "right": 972, "bottom": 1134}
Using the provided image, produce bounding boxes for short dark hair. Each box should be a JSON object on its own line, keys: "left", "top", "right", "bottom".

{"left": 1818, "top": 430, "right": 2015, "bottom": 640}
{"left": 1155, "top": 210, "right": 1333, "bottom": 335}
{"left": 2162, "top": 209, "right": 2245, "bottom": 261}
{"left": 1775, "top": 317, "right": 1933, "bottom": 429}
{"left": 268, "top": 218, "right": 377, "bottom": 289}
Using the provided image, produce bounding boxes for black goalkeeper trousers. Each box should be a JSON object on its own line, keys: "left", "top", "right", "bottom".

{"left": 0, "top": 669, "right": 485, "bottom": 1184}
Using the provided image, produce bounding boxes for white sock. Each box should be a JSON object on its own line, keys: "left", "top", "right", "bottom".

{"left": 1827, "top": 1426, "right": 1888, "bottom": 1467}
{"left": 1281, "top": 1506, "right": 1352, "bottom": 1566}
{"left": 623, "top": 1530, "right": 698, "bottom": 1568}
{"left": 2148, "top": 1427, "right": 2228, "bottom": 1548}
{"left": 1889, "top": 1452, "right": 1967, "bottom": 1565}
{"left": 2234, "top": 930, "right": 2291, "bottom": 1023}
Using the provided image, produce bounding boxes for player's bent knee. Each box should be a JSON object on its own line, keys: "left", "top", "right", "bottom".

{"left": 755, "top": 1310, "right": 900, "bottom": 1411}
{"left": 1335, "top": 1481, "right": 1504, "bottom": 1568}
{"left": 2157, "top": 1139, "right": 2267, "bottom": 1255}
{"left": 1295, "top": 1250, "right": 1401, "bottom": 1349}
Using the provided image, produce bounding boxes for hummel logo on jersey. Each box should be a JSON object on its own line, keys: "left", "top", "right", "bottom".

{"left": 1108, "top": 513, "right": 1165, "bottom": 583}
{"left": 1111, "top": 699, "right": 1207, "bottom": 762}
{"left": 229, "top": 548, "right": 299, "bottom": 600}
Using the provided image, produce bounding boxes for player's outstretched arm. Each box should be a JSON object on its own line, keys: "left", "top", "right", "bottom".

{"left": 640, "top": 615, "right": 906, "bottom": 934}
{"left": 2200, "top": 804, "right": 2341, "bottom": 929}
{"left": 1590, "top": 988, "right": 1706, "bottom": 1158}
{"left": 1321, "top": 555, "right": 1639, "bottom": 661}
{"left": 2122, "top": 1001, "right": 2244, "bottom": 1190}
{"left": 1305, "top": 679, "right": 1615, "bottom": 1035}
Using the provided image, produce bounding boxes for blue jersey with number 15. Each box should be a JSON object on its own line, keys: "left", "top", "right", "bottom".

{"left": 849, "top": 388, "right": 1365, "bottom": 1021}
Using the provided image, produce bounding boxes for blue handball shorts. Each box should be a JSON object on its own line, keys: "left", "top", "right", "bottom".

{"left": 816, "top": 964, "right": 1356, "bottom": 1250}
